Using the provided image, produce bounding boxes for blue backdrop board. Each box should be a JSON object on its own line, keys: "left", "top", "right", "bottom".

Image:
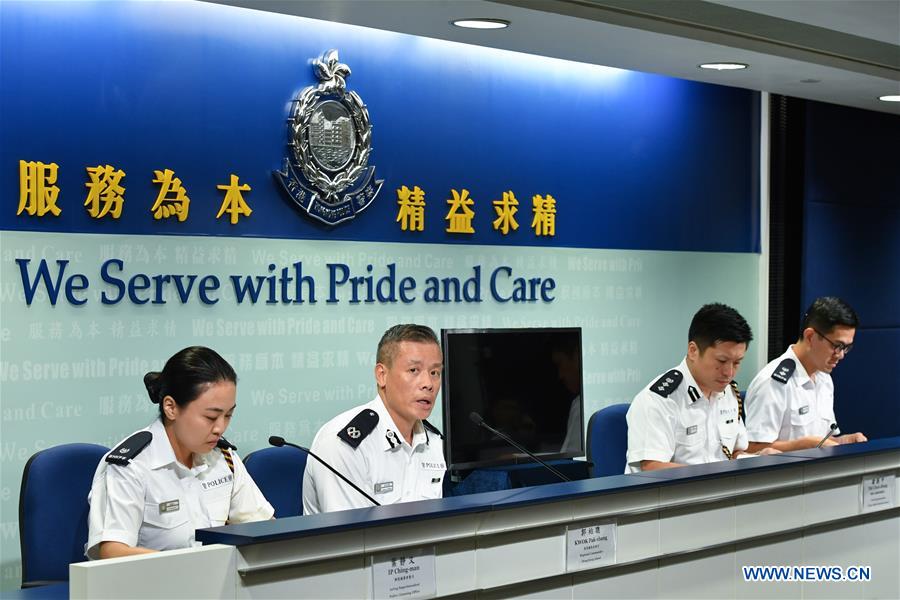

{"left": 0, "top": 0, "right": 760, "bottom": 590}
{"left": 801, "top": 100, "right": 900, "bottom": 441}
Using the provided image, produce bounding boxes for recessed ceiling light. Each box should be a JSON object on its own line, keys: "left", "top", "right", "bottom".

{"left": 878, "top": 94, "right": 900, "bottom": 102}
{"left": 451, "top": 19, "right": 509, "bottom": 30}
{"left": 698, "top": 62, "right": 748, "bottom": 71}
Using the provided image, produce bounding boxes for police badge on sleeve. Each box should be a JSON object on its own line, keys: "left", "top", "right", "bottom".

{"left": 275, "top": 49, "right": 383, "bottom": 226}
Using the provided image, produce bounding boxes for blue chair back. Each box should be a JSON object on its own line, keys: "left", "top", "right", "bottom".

{"left": 243, "top": 446, "right": 308, "bottom": 517}
{"left": 19, "top": 443, "right": 108, "bottom": 587}
{"left": 586, "top": 403, "right": 630, "bottom": 477}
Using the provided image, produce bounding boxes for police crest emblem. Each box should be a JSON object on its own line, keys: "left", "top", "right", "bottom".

{"left": 275, "top": 50, "right": 383, "bottom": 225}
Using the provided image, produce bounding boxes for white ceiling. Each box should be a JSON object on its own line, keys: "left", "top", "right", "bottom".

{"left": 709, "top": 0, "right": 900, "bottom": 45}
{"left": 209, "top": 0, "right": 900, "bottom": 115}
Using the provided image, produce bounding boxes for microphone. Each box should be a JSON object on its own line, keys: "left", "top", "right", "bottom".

{"left": 468, "top": 412, "right": 571, "bottom": 482}
{"left": 815, "top": 423, "right": 839, "bottom": 448}
{"left": 269, "top": 436, "right": 380, "bottom": 507}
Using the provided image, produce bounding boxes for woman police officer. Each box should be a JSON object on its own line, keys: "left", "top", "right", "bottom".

{"left": 86, "top": 346, "right": 273, "bottom": 559}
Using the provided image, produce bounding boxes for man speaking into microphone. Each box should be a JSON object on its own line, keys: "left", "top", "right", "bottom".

{"left": 302, "top": 324, "right": 446, "bottom": 514}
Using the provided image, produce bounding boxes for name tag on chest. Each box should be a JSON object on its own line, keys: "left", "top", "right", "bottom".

{"left": 686, "top": 425, "right": 698, "bottom": 436}
{"left": 375, "top": 481, "right": 394, "bottom": 495}
{"left": 159, "top": 499, "right": 180, "bottom": 513}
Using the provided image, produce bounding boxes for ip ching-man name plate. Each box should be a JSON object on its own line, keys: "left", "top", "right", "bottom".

{"left": 372, "top": 545, "right": 436, "bottom": 600}
{"left": 566, "top": 521, "right": 617, "bottom": 572}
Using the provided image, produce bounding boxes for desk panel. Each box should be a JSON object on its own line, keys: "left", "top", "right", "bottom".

{"left": 71, "top": 439, "right": 900, "bottom": 599}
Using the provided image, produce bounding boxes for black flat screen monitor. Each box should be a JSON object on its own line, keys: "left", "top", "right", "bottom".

{"left": 441, "top": 327, "right": 584, "bottom": 471}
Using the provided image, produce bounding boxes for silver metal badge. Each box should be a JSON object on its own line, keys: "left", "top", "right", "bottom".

{"left": 374, "top": 481, "right": 394, "bottom": 494}
{"left": 275, "top": 49, "right": 383, "bottom": 226}
{"left": 159, "top": 500, "right": 180, "bottom": 513}
{"left": 347, "top": 426, "right": 361, "bottom": 439}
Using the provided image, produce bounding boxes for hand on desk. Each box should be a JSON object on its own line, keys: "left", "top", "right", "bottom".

{"left": 835, "top": 432, "right": 868, "bottom": 444}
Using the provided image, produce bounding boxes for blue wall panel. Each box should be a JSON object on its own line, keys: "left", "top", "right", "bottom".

{"left": 1, "top": 0, "right": 759, "bottom": 252}
{"left": 802, "top": 100, "right": 900, "bottom": 439}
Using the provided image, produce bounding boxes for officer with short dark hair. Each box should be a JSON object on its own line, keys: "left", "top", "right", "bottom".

{"left": 302, "top": 324, "right": 447, "bottom": 514}
{"left": 745, "top": 296, "right": 867, "bottom": 452}
{"left": 625, "top": 304, "right": 779, "bottom": 473}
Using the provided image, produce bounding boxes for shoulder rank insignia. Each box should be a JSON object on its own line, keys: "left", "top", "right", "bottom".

{"left": 338, "top": 409, "right": 379, "bottom": 449}
{"left": 106, "top": 431, "right": 152, "bottom": 466}
{"left": 651, "top": 369, "right": 683, "bottom": 397}
{"left": 771, "top": 358, "right": 796, "bottom": 384}
{"left": 422, "top": 419, "right": 443, "bottom": 440}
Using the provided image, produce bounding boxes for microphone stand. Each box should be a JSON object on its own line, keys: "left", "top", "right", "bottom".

{"left": 269, "top": 436, "right": 381, "bottom": 506}
{"left": 815, "top": 423, "right": 839, "bottom": 448}
{"left": 469, "top": 413, "right": 571, "bottom": 482}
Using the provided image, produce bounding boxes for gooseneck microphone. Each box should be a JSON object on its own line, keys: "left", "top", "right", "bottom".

{"left": 815, "top": 423, "right": 839, "bottom": 448}
{"left": 468, "top": 412, "right": 571, "bottom": 482}
{"left": 269, "top": 436, "right": 381, "bottom": 506}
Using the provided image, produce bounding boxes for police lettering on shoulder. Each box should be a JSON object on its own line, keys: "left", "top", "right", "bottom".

{"left": 275, "top": 49, "right": 383, "bottom": 226}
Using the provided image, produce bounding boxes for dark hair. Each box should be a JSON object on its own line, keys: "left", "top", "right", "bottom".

{"left": 376, "top": 324, "right": 440, "bottom": 366}
{"left": 688, "top": 303, "right": 753, "bottom": 353}
{"left": 144, "top": 346, "right": 237, "bottom": 419}
{"left": 800, "top": 296, "right": 859, "bottom": 338}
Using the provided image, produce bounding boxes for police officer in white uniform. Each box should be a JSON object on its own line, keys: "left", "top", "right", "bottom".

{"left": 303, "top": 324, "right": 446, "bottom": 514}
{"left": 626, "top": 303, "right": 779, "bottom": 473}
{"left": 744, "top": 297, "right": 867, "bottom": 453}
{"left": 86, "top": 347, "right": 273, "bottom": 559}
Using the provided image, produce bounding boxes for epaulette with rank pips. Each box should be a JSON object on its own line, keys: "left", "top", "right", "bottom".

{"left": 338, "top": 409, "right": 379, "bottom": 449}
{"left": 771, "top": 359, "right": 796, "bottom": 384}
{"left": 106, "top": 431, "right": 152, "bottom": 466}
{"left": 650, "top": 369, "right": 683, "bottom": 397}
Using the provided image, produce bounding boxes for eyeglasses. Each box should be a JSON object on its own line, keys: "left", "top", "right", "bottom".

{"left": 813, "top": 329, "right": 853, "bottom": 355}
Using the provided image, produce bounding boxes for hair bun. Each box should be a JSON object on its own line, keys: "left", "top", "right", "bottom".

{"left": 143, "top": 371, "right": 163, "bottom": 404}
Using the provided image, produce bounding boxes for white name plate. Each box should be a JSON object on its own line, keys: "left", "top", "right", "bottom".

{"left": 566, "top": 521, "right": 617, "bottom": 572}
{"left": 372, "top": 545, "right": 436, "bottom": 600}
{"left": 861, "top": 473, "right": 896, "bottom": 513}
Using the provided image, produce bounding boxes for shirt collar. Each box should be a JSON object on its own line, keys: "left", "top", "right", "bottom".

{"left": 678, "top": 358, "right": 723, "bottom": 402}
{"left": 786, "top": 345, "right": 812, "bottom": 386}
{"left": 145, "top": 418, "right": 210, "bottom": 473}
{"left": 369, "top": 396, "right": 429, "bottom": 452}
{"left": 145, "top": 418, "right": 178, "bottom": 470}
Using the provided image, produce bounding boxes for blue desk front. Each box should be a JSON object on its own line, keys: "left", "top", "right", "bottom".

{"left": 71, "top": 438, "right": 900, "bottom": 599}
{"left": 197, "top": 438, "right": 898, "bottom": 547}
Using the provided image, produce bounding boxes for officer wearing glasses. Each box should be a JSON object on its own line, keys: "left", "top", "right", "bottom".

{"left": 744, "top": 297, "right": 867, "bottom": 452}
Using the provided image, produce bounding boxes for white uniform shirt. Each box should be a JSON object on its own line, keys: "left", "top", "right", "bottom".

{"left": 86, "top": 419, "right": 273, "bottom": 559}
{"left": 744, "top": 346, "right": 836, "bottom": 443}
{"left": 625, "top": 359, "right": 748, "bottom": 473}
{"left": 302, "top": 396, "right": 446, "bottom": 514}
